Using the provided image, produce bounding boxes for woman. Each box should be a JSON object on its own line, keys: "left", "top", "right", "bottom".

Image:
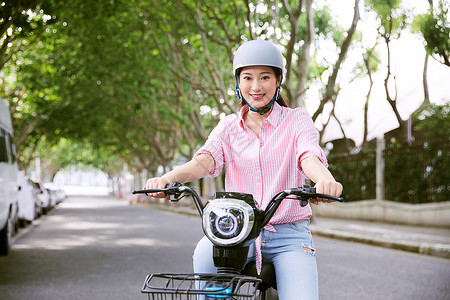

{"left": 145, "top": 39, "right": 343, "bottom": 300}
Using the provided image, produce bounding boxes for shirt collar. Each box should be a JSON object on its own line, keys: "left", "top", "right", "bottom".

{"left": 238, "top": 102, "right": 283, "bottom": 129}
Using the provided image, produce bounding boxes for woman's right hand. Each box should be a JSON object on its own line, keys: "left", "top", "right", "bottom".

{"left": 145, "top": 177, "right": 171, "bottom": 200}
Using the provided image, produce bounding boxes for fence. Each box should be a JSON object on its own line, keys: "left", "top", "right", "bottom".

{"left": 327, "top": 138, "right": 449, "bottom": 204}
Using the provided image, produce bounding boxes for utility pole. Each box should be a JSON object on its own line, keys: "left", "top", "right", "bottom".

{"left": 376, "top": 136, "right": 385, "bottom": 201}
{"left": 35, "top": 152, "right": 41, "bottom": 182}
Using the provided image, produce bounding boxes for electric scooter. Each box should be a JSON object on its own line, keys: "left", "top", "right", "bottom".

{"left": 132, "top": 182, "right": 343, "bottom": 299}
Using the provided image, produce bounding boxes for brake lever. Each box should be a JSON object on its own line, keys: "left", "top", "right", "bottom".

{"left": 165, "top": 182, "right": 184, "bottom": 202}
{"left": 284, "top": 195, "right": 310, "bottom": 207}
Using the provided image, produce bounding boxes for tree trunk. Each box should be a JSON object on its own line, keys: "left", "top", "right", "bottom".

{"left": 294, "top": 0, "right": 314, "bottom": 108}
{"left": 312, "top": 0, "right": 360, "bottom": 122}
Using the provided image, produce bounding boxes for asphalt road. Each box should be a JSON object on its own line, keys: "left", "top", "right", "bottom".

{"left": 0, "top": 194, "right": 449, "bottom": 300}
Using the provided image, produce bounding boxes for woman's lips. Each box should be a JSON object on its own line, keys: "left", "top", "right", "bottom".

{"left": 250, "top": 93, "right": 265, "bottom": 100}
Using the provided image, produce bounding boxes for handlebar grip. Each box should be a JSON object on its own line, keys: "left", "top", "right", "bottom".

{"left": 131, "top": 182, "right": 183, "bottom": 202}
{"left": 292, "top": 185, "right": 344, "bottom": 204}
{"left": 314, "top": 193, "right": 344, "bottom": 202}
{"left": 132, "top": 189, "right": 163, "bottom": 194}
{"left": 131, "top": 183, "right": 171, "bottom": 195}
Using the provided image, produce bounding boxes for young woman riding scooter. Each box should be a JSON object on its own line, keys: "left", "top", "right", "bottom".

{"left": 145, "top": 39, "right": 343, "bottom": 300}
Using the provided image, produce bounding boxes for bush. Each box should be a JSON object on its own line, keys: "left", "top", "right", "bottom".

{"left": 327, "top": 149, "right": 376, "bottom": 202}
{"left": 384, "top": 140, "right": 449, "bottom": 203}
{"left": 327, "top": 139, "right": 449, "bottom": 204}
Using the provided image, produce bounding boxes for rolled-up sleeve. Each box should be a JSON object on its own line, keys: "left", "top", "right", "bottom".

{"left": 295, "top": 110, "right": 328, "bottom": 176}
{"left": 194, "top": 118, "right": 227, "bottom": 178}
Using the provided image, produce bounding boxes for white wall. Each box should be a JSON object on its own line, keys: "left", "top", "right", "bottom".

{"left": 312, "top": 199, "right": 450, "bottom": 227}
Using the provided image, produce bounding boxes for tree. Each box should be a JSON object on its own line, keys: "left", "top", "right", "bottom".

{"left": 312, "top": 0, "right": 361, "bottom": 150}
{"left": 0, "top": 0, "right": 59, "bottom": 70}
{"left": 413, "top": 0, "right": 450, "bottom": 67}
{"left": 365, "top": 0, "right": 413, "bottom": 144}
{"left": 35, "top": 138, "right": 122, "bottom": 182}
{"left": 412, "top": 0, "right": 449, "bottom": 115}
{"left": 361, "top": 45, "right": 380, "bottom": 147}
{"left": 0, "top": 0, "right": 388, "bottom": 180}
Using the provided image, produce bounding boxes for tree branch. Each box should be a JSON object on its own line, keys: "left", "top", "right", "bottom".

{"left": 312, "top": 0, "right": 360, "bottom": 121}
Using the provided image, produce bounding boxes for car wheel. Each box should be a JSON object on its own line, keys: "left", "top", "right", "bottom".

{"left": 0, "top": 211, "right": 14, "bottom": 255}
{"left": 19, "top": 218, "right": 27, "bottom": 228}
{"left": 14, "top": 207, "right": 19, "bottom": 234}
{"left": 35, "top": 204, "right": 41, "bottom": 219}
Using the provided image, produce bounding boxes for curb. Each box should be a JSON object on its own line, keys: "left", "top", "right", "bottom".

{"left": 310, "top": 227, "right": 450, "bottom": 259}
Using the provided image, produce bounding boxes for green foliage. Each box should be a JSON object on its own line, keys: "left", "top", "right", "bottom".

{"left": 351, "top": 45, "right": 381, "bottom": 78}
{"left": 0, "top": 0, "right": 59, "bottom": 68}
{"left": 365, "top": 0, "right": 410, "bottom": 38}
{"left": 328, "top": 149, "right": 376, "bottom": 202}
{"left": 364, "top": 48, "right": 381, "bottom": 73}
{"left": 328, "top": 140, "right": 448, "bottom": 204}
{"left": 414, "top": 103, "right": 450, "bottom": 137}
{"left": 38, "top": 137, "right": 123, "bottom": 179}
{"left": 366, "top": 0, "right": 402, "bottom": 18}
{"left": 4, "top": 0, "right": 188, "bottom": 174}
{"left": 308, "top": 55, "right": 329, "bottom": 82}
{"left": 313, "top": 7, "right": 346, "bottom": 46}
{"left": 2, "top": 0, "right": 443, "bottom": 189}
{"left": 412, "top": 0, "right": 450, "bottom": 65}
{"left": 384, "top": 140, "right": 449, "bottom": 203}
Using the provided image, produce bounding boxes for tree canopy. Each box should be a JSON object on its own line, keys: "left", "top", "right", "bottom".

{"left": 0, "top": 0, "right": 447, "bottom": 181}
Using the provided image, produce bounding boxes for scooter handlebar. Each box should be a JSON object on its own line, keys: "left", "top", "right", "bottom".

{"left": 290, "top": 186, "right": 343, "bottom": 202}
{"left": 259, "top": 185, "right": 344, "bottom": 228}
{"left": 132, "top": 182, "right": 204, "bottom": 216}
{"left": 132, "top": 183, "right": 343, "bottom": 222}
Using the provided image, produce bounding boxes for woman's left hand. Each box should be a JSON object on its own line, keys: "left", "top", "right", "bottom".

{"left": 310, "top": 180, "right": 343, "bottom": 205}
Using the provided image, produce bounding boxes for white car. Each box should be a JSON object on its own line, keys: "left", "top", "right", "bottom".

{"left": 30, "top": 181, "right": 51, "bottom": 214}
{"left": 17, "top": 171, "right": 38, "bottom": 224}
{"left": 44, "top": 184, "right": 66, "bottom": 205}
{"left": 0, "top": 98, "right": 19, "bottom": 255}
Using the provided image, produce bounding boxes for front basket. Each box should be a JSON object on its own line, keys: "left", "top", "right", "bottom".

{"left": 141, "top": 273, "right": 261, "bottom": 299}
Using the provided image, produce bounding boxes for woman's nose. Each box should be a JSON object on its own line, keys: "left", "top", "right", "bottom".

{"left": 252, "top": 79, "right": 261, "bottom": 90}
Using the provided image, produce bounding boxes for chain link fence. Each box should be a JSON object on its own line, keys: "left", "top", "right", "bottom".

{"left": 327, "top": 138, "right": 449, "bottom": 204}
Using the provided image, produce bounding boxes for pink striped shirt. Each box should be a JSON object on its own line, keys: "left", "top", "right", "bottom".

{"left": 195, "top": 102, "right": 327, "bottom": 222}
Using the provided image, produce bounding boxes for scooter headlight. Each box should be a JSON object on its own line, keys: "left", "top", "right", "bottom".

{"left": 202, "top": 199, "right": 255, "bottom": 247}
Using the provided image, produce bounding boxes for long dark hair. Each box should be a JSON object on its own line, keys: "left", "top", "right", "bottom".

{"left": 236, "top": 67, "right": 290, "bottom": 109}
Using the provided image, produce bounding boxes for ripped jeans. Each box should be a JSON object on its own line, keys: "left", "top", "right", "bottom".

{"left": 193, "top": 219, "right": 318, "bottom": 300}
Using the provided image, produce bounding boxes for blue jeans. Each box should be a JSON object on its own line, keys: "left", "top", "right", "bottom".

{"left": 193, "top": 219, "right": 318, "bottom": 300}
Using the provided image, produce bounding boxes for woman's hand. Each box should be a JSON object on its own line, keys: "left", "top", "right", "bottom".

{"left": 300, "top": 156, "right": 343, "bottom": 205}
{"left": 310, "top": 180, "right": 343, "bottom": 205}
{"left": 145, "top": 177, "right": 171, "bottom": 200}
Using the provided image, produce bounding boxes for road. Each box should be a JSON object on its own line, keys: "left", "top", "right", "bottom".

{"left": 0, "top": 194, "right": 449, "bottom": 300}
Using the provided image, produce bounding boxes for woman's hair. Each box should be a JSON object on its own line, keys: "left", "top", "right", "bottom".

{"left": 236, "top": 67, "right": 289, "bottom": 109}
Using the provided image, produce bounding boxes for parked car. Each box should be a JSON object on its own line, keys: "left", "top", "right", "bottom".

{"left": 44, "top": 185, "right": 66, "bottom": 205}
{"left": 30, "top": 181, "right": 51, "bottom": 214}
{"left": 55, "top": 188, "right": 66, "bottom": 204}
{"left": 0, "top": 97, "right": 19, "bottom": 255}
{"left": 28, "top": 179, "right": 43, "bottom": 218}
{"left": 17, "top": 171, "right": 39, "bottom": 225}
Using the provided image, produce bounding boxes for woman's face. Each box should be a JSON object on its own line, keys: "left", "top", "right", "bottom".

{"left": 238, "top": 66, "right": 280, "bottom": 110}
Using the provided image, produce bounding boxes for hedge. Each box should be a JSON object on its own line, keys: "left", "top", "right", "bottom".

{"left": 327, "top": 139, "right": 449, "bottom": 204}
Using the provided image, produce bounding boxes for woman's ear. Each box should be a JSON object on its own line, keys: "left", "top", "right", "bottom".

{"left": 277, "top": 75, "right": 283, "bottom": 86}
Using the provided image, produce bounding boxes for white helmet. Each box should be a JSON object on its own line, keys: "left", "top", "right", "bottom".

{"left": 233, "top": 40, "right": 284, "bottom": 76}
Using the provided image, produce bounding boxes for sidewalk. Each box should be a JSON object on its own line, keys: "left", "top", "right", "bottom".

{"left": 310, "top": 217, "right": 450, "bottom": 258}
{"left": 137, "top": 201, "right": 450, "bottom": 259}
